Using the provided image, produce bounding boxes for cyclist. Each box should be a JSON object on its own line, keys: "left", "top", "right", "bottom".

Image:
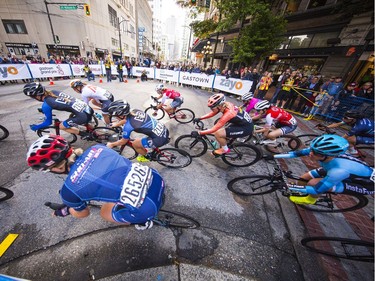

{"left": 26, "top": 134, "right": 164, "bottom": 230}
{"left": 191, "top": 93, "right": 253, "bottom": 155}
{"left": 70, "top": 79, "right": 114, "bottom": 126}
{"left": 240, "top": 92, "right": 262, "bottom": 116}
{"left": 266, "top": 134, "right": 374, "bottom": 205}
{"left": 106, "top": 100, "right": 169, "bottom": 162}
{"left": 154, "top": 84, "right": 183, "bottom": 117}
{"left": 24, "top": 82, "right": 94, "bottom": 138}
{"left": 253, "top": 100, "right": 297, "bottom": 144}
{"left": 326, "top": 110, "right": 374, "bottom": 155}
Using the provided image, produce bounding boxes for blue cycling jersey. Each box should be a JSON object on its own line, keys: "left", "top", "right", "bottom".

{"left": 122, "top": 109, "right": 168, "bottom": 140}
{"left": 60, "top": 145, "right": 164, "bottom": 223}
{"left": 275, "top": 148, "right": 374, "bottom": 194}
{"left": 347, "top": 118, "right": 374, "bottom": 137}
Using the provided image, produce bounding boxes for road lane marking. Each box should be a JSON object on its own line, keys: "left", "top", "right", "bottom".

{"left": 0, "top": 233, "right": 19, "bottom": 257}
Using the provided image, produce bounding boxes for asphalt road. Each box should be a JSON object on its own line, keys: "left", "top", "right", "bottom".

{"left": 0, "top": 79, "right": 369, "bottom": 281}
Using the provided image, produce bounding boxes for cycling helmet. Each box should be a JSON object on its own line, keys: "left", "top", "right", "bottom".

{"left": 70, "top": 79, "right": 84, "bottom": 89}
{"left": 344, "top": 110, "right": 363, "bottom": 119}
{"left": 108, "top": 99, "right": 131, "bottom": 116}
{"left": 207, "top": 94, "right": 225, "bottom": 108}
{"left": 254, "top": 100, "right": 271, "bottom": 110}
{"left": 241, "top": 92, "right": 254, "bottom": 101}
{"left": 23, "top": 82, "right": 45, "bottom": 97}
{"left": 310, "top": 134, "right": 349, "bottom": 157}
{"left": 155, "top": 84, "right": 165, "bottom": 93}
{"left": 27, "top": 135, "right": 72, "bottom": 170}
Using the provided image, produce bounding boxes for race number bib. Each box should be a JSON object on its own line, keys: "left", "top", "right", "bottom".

{"left": 120, "top": 164, "right": 153, "bottom": 208}
{"left": 152, "top": 122, "right": 165, "bottom": 137}
{"left": 72, "top": 99, "right": 87, "bottom": 113}
{"left": 289, "top": 117, "right": 297, "bottom": 126}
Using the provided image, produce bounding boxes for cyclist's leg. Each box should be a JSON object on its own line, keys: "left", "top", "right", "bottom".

{"left": 133, "top": 138, "right": 149, "bottom": 155}
{"left": 60, "top": 119, "right": 80, "bottom": 135}
{"left": 170, "top": 97, "right": 183, "bottom": 114}
{"left": 266, "top": 128, "right": 283, "bottom": 140}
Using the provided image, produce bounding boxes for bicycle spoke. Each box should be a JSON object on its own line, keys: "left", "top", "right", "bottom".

{"left": 175, "top": 135, "right": 207, "bottom": 157}
{"left": 222, "top": 144, "right": 261, "bottom": 167}
{"left": 91, "top": 127, "right": 119, "bottom": 144}
{"left": 156, "top": 148, "right": 192, "bottom": 168}
{"left": 155, "top": 210, "right": 200, "bottom": 228}
{"left": 228, "top": 176, "right": 277, "bottom": 195}
{"left": 265, "top": 135, "right": 300, "bottom": 154}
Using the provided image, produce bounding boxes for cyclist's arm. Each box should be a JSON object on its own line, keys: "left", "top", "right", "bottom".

{"left": 327, "top": 121, "right": 345, "bottom": 128}
{"left": 200, "top": 110, "right": 236, "bottom": 135}
{"left": 33, "top": 103, "right": 53, "bottom": 130}
{"left": 273, "top": 148, "right": 311, "bottom": 159}
{"left": 199, "top": 110, "right": 218, "bottom": 121}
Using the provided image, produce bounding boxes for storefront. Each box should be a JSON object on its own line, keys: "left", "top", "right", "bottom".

{"left": 267, "top": 57, "right": 326, "bottom": 76}
{"left": 95, "top": 48, "right": 108, "bottom": 61}
{"left": 5, "top": 42, "right": 39, "bottom": 59}
{"left": 46, "top": 44, "right": 80, "bottom": 58}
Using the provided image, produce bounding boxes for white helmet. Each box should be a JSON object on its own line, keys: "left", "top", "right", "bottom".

{"left": 155, "top": 84, "right": 165, "bottom": 93}
{"left": 254, "top": 100, "right": 271, "bottom": 110}
{"left": 241, "top": 92, "right": 254, "bottom": 101}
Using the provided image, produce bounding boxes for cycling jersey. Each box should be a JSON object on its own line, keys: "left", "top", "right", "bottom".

{"left": 60, "top": 145, "right": 164, "bottom": 224}
{"left": 244, "top": 98, "right": 261, "bottom": 113}
{"left": 122, "top": 109, "right": 169, "bottom": 148}
{"left": 81, "top": 85, "right": 114, "bottom": 104}
{"left": 263, "top": 106, "right": 297, "bottom": 127}
{"left": 161, "top": 89, "right": 180, "bottom": 103}
{"left": 275, "top": 148, "right": 374, "bottom": 194}
{"left": 34, "top": 91, "right": 93, "bottom": 130}
{"left": 199, "top": 102, "right": 253, "bottom": 135}
{"left": 346, "top": 118, "right": 374, "bottom": 138}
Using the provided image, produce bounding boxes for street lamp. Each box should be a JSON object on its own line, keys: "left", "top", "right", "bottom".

{"left": 117, "top": 18, "right": 129, "bottom": 59}
{"left": 202, "top": 41, "right": 213, "bottom": 68}
{"left": 183, "top": 25, "right": 193, "bottom": 61}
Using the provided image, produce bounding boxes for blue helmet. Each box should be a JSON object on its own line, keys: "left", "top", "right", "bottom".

{"left": 310, "top": 134, "right": 349, "bottom": 156}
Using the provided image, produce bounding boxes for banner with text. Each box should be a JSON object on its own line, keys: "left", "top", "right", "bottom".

{"left": 0, "top": 64, "right": 31, "bottom": 80}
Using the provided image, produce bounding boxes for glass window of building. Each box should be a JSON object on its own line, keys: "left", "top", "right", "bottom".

{"left": 2, "top": 20, "right": 27, "bottom": 34}
{"left": 289, "top": 35, "right": 313, "bottom": 48}
{"left": 310, "top": 32, "right": 340, "bottom": 47}
{"left": 108, "top": 5, "right": 117, "bottom": 27}
{"left": 308, "top": 0, "right": 327, "bottom": 9}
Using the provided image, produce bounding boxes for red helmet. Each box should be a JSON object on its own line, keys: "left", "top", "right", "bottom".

{"left": 27, "top": 135, "right": 72, "bottom": 170}
{"left": 207, "top": 94, "right": 225, "bottom": 108}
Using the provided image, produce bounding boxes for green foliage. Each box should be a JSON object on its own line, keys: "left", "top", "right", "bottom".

{"left": 191, "top": 19, "right": 218, "bottom": 39}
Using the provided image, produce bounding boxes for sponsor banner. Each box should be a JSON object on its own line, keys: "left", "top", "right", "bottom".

{"left": 155, "top": 69, "right": 178, "bottom": 82}
{"left": 213, "top": 75, "right": 253, "bottom": 96}
{"left": 179, "top": 72, "right": 213, "bottom": 87}
{"left": 132, "top": 67, "right": 153, "bottom": 78}
{"left": 27, "top": 64, "right": 71, "bottom": 78}
{"left": 0, "top": 64, "right": 31, "bottom": 81}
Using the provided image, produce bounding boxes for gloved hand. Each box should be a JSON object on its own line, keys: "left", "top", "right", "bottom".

{"left": 263, "top": 154, "right": 274, "bottom": 161}
{"left": 53, "top": 205, "right": 71, "bottom": 217}
{"left": 193, "top": 118, "right": 200, "bottom": 124}
{"left": 191, "top": 131, "right": 200, "bottom": 138}
{"left": 29, "top": 124, "right": 38, "bottom": 131}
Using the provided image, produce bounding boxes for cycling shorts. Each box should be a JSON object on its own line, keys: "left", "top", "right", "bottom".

{"left": 170, "top": 97, "right": 183, "bottom": 109}
{"left": 101, "top": 100, "right": 112, "bottom": 115}
{"left": 141, "top": 130, "right": 170, "bottom": 149}
{"left": 225, "top": 123, "right": 253, "bottom": 138}
{"left": 275, "top": 123, "right": 297, "bottom": 135}
{"left": 356, "top": 135, "right": 374, "bottom": 145}
{"left": 343, "top": 180, "right": 374, "bottom": 195}
{"left": 111, "top": 170, "right": 165, "bottom": 224}
{"left": 63, "top": 112, "right": 92, "bottom": 128}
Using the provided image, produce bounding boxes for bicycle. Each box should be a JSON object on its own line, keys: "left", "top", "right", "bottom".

{"left": 0, "top": 125, "right": 9, "bottom": 141}
{"left": 45, "top": 201, "right": 200, "bottom": 229}
{"left": 144, "top": 96, "right": 195, "bottom": 124}
{"left": 174, "top": 120, "right": 262, "bottom": 167}
{"left": 296, "top": 123, "right": 374, "bottom": 166}
{"left": 118, "top": 138, "right": 192, "bottom": 168}
{"left": 36, "top": 110, "right": 119, "bottom": 145}
{"left": 0, "top": 187, "right": 14, "bottom": 202}
{"left": 227, "top": 159, "right": 369, "bottom": 213}
{"left": 301, "top": 236, "right": 374, "bottom": 262}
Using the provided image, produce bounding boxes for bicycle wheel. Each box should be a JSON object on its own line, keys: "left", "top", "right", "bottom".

{"left": 264, "top": 135, "right": 301, "bottom": 154}
{"left": 0, "top": 125, "right": 9, "bottom": 141}
{"left": 227, "top": 175, "right": 278, "bottom": 196}
{"left": 155, "top": 209, "right": 200, "bottom": 229}
{"left": 91, "top": 127, "right": 119, "bottom": 144}
{"left": 0, "top": 187, "right": 14, "bottom": 202}
{"left": 145, "top": 107, "right": 165, "bottom": 120}
{"left": 37, "top": 126, "right": 77, "bottom": 144}
{"left": 156, "top": 147, "right": 192, "bottom": 168}
{"left": 301, "top": 236, "right": 374, "bottom": 262}
{"left": 174, "top": 108, "right": 195, "bottom": 124}
{"left": 299, "top": 192, "right": 368, "bottom": 213}
{"left": 119, "top": 144, "right": 138, "bottom": 160}
{"left": 174, "top": 135, "right": 208, "bottom": 157}
{"left": 222, "top": 143, "right": 262, "bottom": 167}
{"left": 297, "top": 134, "right": 319, "bottom": 148}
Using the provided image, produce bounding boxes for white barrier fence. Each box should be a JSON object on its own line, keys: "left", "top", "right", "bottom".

{"left": 0, "top": 64, "right": 252, "bottom": 96}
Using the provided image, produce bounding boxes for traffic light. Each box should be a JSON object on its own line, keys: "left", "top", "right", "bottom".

{"left": 84, "top": 4, "right": 91, "bottom": 16}
{"left": 190, "top": 0, "right": 197, "bottom": 6}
